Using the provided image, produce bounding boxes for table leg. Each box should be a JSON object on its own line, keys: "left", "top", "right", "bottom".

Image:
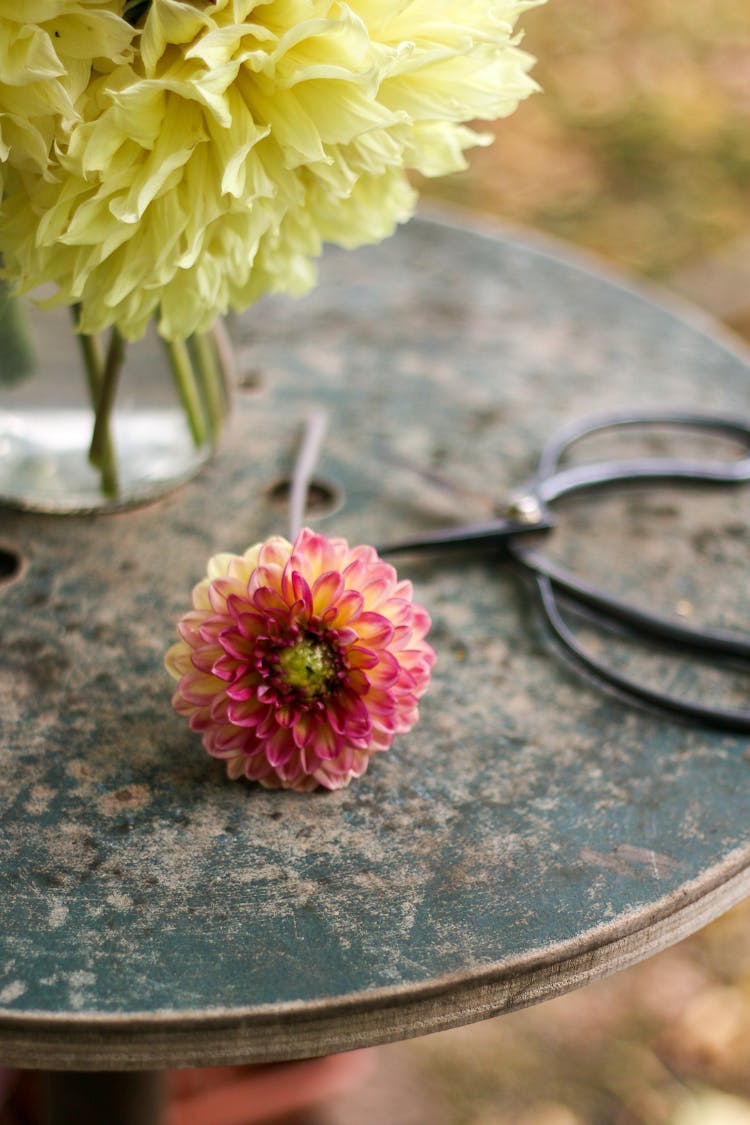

{"left": 42, "top": 1070, "right": 166, "bottom": 1125}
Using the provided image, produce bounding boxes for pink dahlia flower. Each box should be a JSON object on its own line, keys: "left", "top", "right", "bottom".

{"left": 165, "top": 529, "right": 435, "bottom": 791}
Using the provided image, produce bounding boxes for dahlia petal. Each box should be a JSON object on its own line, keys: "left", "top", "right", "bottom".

{"left": 256, "top": 683, "right": 279, "bottom": 704}
{"left": 177, "top": 672, "right": 223, "bottom": 704}
{"left": 290, "top": 570, "right": 313, "bottom": 617}
{"left": 226, "top": 755, "right": 247, "bottom": 780}
{"left": 311, "top": 569, "right": 344, "bottom": 616}
{"left": 369, "top": 710, "right": 396, "bottom": 735}
{"left": 165, "top": 641, "right": 192, "bottom": 678}
{"left": 209, "top": 654, "right": 243, "bottom": 682}
{"left": 275, "top": 704, "right": 300, "bottom": 728}
{"left": 176, "top": 610, "right": 210, "bottom": 644}
{"left": 292, "top": 713, "right": 316, "bottom": 749}
{"left": 342, "top": 558, "right": 371, "bottom": 592}
{"left": 354, "top": 612, "right": 394, "bottom": 646}
{"left": 226, "top": 675, "right": 263, "bottom": 701}
{"left": 335, "top": 746, "right": 357, "bottom": 774}
{"left": 330, "top": 588, "right": 364, "bottom": 626}
{"left": 346, "top": 646, "right": 379, "bottom": 670}
{"left": 410, "top": 605, "right": 433, "bottom": 640}
{"left": 198, "top": 614, "right": 234, "bottom": 643}
{"left": 369, "top": 726, "right": 395, "bottom": 752}
{"left": 253, "top": 585, "right": 290, "bottom": 619}
{"left": 265, "top": 726, "right": 297, "bottom": 768}
{"left": 171, "top": 689, "right": 198, "bottom": 716}
{"left": 257, "top": 536, "right": 293, "bottom": 569}
{"left": 333, "top": 625, "right": 359, "bottom": 646}
{"left": 242, "top": 753, "right": 278, "bottom": 783}
{"left": 363, "top": 688, "right": 398, "bottom": 718}
{"left": 328, "top": 692, "right": 372, "bottom": 740}
{"left": 309, "top": 720, "right": 343, "bottom": 761}
{"left": 392, "top": 579, "right": 414, "bottom": 601}
{"left": 187, "top": 641, "right": 223, "bottom": 669}
{"left": 209, "top": 693, "right": 230, "bottom": 722}
{"left": 283, "top": 774, "right": 322, "bottom": 793}
{"left": 292, "top": 528, "right": 335, "bottom": 579}
{"left": 313, "top": 749, "right": 369, "bottom": 789}
{"left": 276, "top": 750, "right": 308, "bottom": 783}
{"left": 387, "top": 624, "right": 413, "bottom": 650}
{"left": 359, "top": 576, "right": 394, "bottom": 611}
{"left": 217, "top": 628, "right": 254, "bottom": 661}
{"left": 253, "top": 563, "right": 286, "bottom": 593}
{"left": 346, "top": 669, "right": 371, "bottom": 696}
{"left": 209, "top": 575, "right": 249, "bottom": 611}
{"left": 256, "top": 709, "right": 282, "bottom": 740}
{"left": 207, "top": 723, "right": 248, "bottom": 752}
{"left": 226, "top": 696, "right": 266, "bottom": 727}
{"left": 206, "top": 551, "right": 241, "bottom": 580}
{"left": 367, "top": 652, "right": 401, "bottom": 689}
{"left": 346, "top": 544, "right": 380, "bottom": 567}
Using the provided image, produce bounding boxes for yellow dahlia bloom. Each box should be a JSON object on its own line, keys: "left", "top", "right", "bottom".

{"left": 1, "top": 0, "right": 542, "bottom": 340}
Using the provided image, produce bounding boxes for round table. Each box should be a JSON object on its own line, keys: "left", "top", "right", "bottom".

{"left": 1, "top": 215, "right": 749, "bottom": 1115}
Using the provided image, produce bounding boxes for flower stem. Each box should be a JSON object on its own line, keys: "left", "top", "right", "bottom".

{"left": 88, "top": 327, "right": 125, "bottom": 498}
{"left": 191, "top": 330, "right": 225, "bottom": 447}
{"left": 0, "top": 282, "right": 35, "bottom": 386}
{"left": 164, "top": 337, "right": 207, "bottom": 448}
{"left": 72, "top": 306, "right": 121, "bottom": 499}
{"left": 289, "top": 407, "right": 328, "bottom": 540}
{"left": 73, "top": 310, "right": 103, "bottom": 402}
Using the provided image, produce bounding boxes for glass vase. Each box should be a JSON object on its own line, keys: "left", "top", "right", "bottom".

{"left": 0, "top": 286, "right": 233, "bottom": 513}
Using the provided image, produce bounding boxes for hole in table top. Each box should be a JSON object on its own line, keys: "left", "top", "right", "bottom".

{"left": 0, "top": 545, "right": 23, "bottom": 589}
{"left": 266, "top": 476, "right": 343, "bottom": 521}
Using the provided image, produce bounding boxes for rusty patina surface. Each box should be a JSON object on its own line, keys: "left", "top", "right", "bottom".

{"left": 0, "top": 215, "right": 748, "bottom": 1068}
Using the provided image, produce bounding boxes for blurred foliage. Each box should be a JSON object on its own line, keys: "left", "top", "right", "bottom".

{"left": 420, "top": 0, "right": 750, "bottom": 280}
{"left": 411, "top": 3, "right": 750, "bottom": 1121}
{"left": 408, "top": 900, "right": 750, "bottom": 1123}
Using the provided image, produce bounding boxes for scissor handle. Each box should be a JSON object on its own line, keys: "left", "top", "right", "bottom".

{"left": 534, "top": 409, "right": 750, "bottom": 505}
{"left": 533, "top": 572, "right": 750, "bottom": 733}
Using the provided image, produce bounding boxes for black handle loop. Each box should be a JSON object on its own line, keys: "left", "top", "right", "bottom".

{"left": 533, "top": 573, "right": 750, "bottom": 733}
{"left": 535, "top": 409, "right": 750, "bottom": 505}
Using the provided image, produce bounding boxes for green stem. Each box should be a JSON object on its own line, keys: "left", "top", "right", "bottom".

{"left": 0, "top": 282, "right": 35, "bottom": 386}
{"left": 72, "top": 305, "right": 104, "bottom": 402}
{"left": 191, "top": 330, "right": 225, "bottom": 448}
{"left": 72, "top": 306, "right": 120, "bottom": 499}
{"left": 88, "top": 327, "right": 125, "bottom": 499}
{"left": 164, "top": 337, "right": 207, "bottom": 449}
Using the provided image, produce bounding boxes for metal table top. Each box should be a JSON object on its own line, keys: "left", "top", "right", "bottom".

{"left": 1, "top": 214, "right": 748, "bottom": 1069}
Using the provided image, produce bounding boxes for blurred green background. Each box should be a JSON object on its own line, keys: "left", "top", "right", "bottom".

{"left": 407, "top": 3, "right": 750, "bottom": 1122}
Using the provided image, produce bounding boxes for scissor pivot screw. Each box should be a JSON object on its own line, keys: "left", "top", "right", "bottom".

{"left": 505, "top": 494, "right": 543, "bottom": 525}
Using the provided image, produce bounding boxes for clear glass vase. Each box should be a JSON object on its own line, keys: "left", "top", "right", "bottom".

{"left": 0, "top": 287, "right": 233, "bottom": 513}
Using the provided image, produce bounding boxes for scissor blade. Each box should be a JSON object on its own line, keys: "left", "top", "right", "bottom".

{"left": 378, "top": 516, "right": 554, "bottom": 557}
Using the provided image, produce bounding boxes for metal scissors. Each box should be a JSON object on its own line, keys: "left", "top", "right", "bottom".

{"left": 379, "top": 409, "right": 750, "bottom": 732}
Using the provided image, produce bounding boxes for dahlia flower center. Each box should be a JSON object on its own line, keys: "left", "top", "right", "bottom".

{"left": 278, "top": 637, "right": 338, "bottom": 700}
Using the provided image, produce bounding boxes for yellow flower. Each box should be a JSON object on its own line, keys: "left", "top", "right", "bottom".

{"left": 1, "top": 0, "right": 543, "bottom": 340}
{"left": 0, "top": 1, "right": 134, "bottom": 194}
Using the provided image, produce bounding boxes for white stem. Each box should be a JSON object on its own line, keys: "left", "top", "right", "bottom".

{"left": 289, "top": 407, "right": 328, "bottom": 540}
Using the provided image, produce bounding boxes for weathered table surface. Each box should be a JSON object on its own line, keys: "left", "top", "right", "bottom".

{"left": 1, "top": 214, "right": 749, "bottom": 1071}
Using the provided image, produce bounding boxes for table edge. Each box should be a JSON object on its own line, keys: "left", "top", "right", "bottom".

{"left": 1, "top": 850, "right": 748, "bottom": 1070}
